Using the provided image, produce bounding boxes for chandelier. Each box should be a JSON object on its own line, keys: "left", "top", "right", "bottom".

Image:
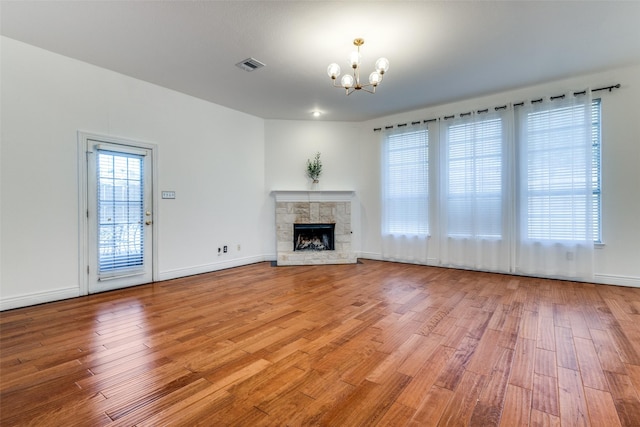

{"left": 327, "top": 38, "right": 389, "bottom": 95}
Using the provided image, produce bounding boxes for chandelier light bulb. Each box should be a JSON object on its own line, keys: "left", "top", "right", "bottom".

{"left": 349, "top": 51, "right": 361, "bottom": 68}
{"left": 327, "top": 63, "right": 341, "bottom": 79}
{"left": 369, "top": 71, "right": 381, "bottom": 86}
{"left": 375, "top": 57, "right": 390, "bottom": 74}
{"left": 341, "top": 74, "right": 354, "bottom": 88}
{"left": 327, "top": 38, "right": 388, "bottom": 95}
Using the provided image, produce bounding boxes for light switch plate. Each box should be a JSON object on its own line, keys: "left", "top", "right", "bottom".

{"left": 162, "top": 191, "right": 176, "bottom": 199}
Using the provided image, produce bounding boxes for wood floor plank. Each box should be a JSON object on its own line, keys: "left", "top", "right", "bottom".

{"left": 435, "top": 334, "right": 480, "bottom": 390}
{"left": 532, "top": 373, "right": 559, "bottom": 417}
{"left": 574, "top": 336, "right": 609, "bottom": 391}
{"left": 537, "top": 316, "right": 555, "bottom": 351}
{"left": 409, "top": 385, "right": 454, "bottom": 426}
{"left": 627, "top": 364, "right": 640, "bottom": 395}
{"left": 584, "top": 386, "right": 622, "bottom": 427}
{"left": 365, "top": 332, "right": 424, "bottom": 384}
{"left": 396, "top": 344, "right": 455, "bottom": 410}
{"left": 469, "top": 346, "right": 514, "bottom": 426}
{"left": 607, "top": 321, "right": 640, "bottom": 365}
{"left": 534, "top": 347, "right": 557, "bottom": 378}
{"left": 375, "top": 401, "right": 417, "bottom": 427}
{"left": 555, "top": 325, "right": 579, "bottom": 371}
{"left": 396, "top": 332, "right": 443, "bottom": 377}
{"left": 319, "top": 372, "right": 411, "bottom": 426}
{"left": 604, "top": 370, "right": 640, "bottom": 427}
{"left": 558, "top": 366, "right": 590, "bottom": 426}
{"left": 497, "top": 314, "right": 521, "bottom": 350}
{"left": 0, "top": 388, "right": 112, "bottom": 427}
{"left": 466, "top": 328, "right": 504, "bottom": 376}
{"left": 530, "top": 408, "right": 561, "bottom": 427}
{"left": 590, "top": 328, "right": 628, "bottom": 374}
{"left": 438, "top": 369, "right": 488, "bottom": 426}
{"left": 499, "top": 384, "right": 532, "bottom": 427}
{"left": 2, "top": 260, "right": 640, "bottom": 425}
{"left": 510, "top": 337, "right": 536, "bottom": 390}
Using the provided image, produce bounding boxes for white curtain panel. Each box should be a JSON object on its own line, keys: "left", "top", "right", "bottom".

{"left": 379, "top": 91, "right": 595, "bottom": 281}
{"left": 380, "top": 124, "right": 431, "bottom": 263}
{"left": 438, "top": 110, "right": 513, "bottom": 273}
{"left": 515, "top": 93, "right": 594, "bottom": 280}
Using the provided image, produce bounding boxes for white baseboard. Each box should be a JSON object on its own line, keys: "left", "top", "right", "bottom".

{"left": 1, "top": 287, "right": 80, "bottom": 311}
{"left": 157, "top": 255, "right": 268, "bottom": 282}
{"left": 358, "top": 252, "right": 439, "bottom": 266}
{"left": 358, "top": 253, "right": 639, "bottom": 288}
{"left": 357, "top": 251, "right": 383, "bottom": 261}
{"left": 593, "top": 274, "right": 640, "bottom": 288}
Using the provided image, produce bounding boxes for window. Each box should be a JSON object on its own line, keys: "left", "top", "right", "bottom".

{"left": 521, "top": 97, "right": 597, "bottom": 242}
{"left": 591, "top": 99, "right": 602, "bottom": 242}
{"left": 382, "top": 127, "right": 429, "bottom": 235}
{"left": 446, "top": 117, "right": 503, "bottom": 239}
{"left": 97, "top": 150, "right": 145, "bottom": 272}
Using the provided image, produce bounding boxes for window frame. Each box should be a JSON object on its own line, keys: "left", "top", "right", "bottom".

{"left": 444, "top": 116, "right": 504, "bottom": 240}
{"left": 381, "top": 126, "right": 430, "bottom": 236}
{"left": 591, "top": 98, "right": 602, "bottom": 243}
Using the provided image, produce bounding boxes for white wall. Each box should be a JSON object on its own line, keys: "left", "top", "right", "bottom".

{"left": 357, "top": 64, "right": 640, "bottom": 287}
{"left": 1, "top": 37, "right": 267, "bottom": 310}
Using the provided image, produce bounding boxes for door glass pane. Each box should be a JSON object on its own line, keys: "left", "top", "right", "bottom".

{"left": 97, "top": 150, "right": 144, "bottom": 272}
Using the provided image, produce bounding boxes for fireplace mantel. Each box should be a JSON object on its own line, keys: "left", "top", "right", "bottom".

{"left": 271, "top": 190, "right": 354, "bottom": 203}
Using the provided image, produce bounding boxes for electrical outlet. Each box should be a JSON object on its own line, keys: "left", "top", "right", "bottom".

{"left": 223, "top": 245, "right": 228, "bottom": 253}
{"left": 237, "top": 244, "right": 241, "bottom": 251}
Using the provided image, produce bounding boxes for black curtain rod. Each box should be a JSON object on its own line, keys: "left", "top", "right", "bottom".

{"left": 592, "top": 84, "right": 621, "bottom": 93}
{"left": 373, "top": 83, "right": 620, "bottom": 131}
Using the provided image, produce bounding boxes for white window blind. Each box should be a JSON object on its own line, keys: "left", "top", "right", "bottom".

{"left": 446, "top": 117, "right": 503, "bottom": 239}
{"left": 591, "top": 99, "right": 602, "bottom": 242}
{"left": 382, "top": 127, "right": 429, "bottom": 235}
{"left": 97, "top": 150, "right": 145, "bottom": 272}
{"left": 522, "top": 100, "right": 592, "bottom": 241}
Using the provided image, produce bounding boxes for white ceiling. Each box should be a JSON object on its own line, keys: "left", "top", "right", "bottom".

{"left": 2, "top": 1, "right": 639, "bottom": 122}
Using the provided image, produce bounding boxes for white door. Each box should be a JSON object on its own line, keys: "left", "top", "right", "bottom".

{"left": 86, "top": 140, "right": 153, "bottom": 293}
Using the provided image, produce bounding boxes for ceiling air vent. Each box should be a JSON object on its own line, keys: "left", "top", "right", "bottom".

{"left": 235, "top": 58, "right": 265, "bottom": 72}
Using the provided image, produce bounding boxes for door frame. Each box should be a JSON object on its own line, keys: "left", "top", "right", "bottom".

{"left": 78, "top": 131, "right": 159, "bottom": 296}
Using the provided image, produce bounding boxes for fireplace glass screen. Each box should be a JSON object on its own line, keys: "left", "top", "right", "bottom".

{"left": 293, "top": 223, "right": 335, "bottom": 251}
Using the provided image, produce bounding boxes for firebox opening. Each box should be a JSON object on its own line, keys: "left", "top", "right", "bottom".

{"left": 294, "top": 223, "right": 335, "bottom": 251}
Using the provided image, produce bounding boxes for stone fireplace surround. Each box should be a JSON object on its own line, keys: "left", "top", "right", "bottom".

{"left": 273, "top": 191, "right": 357, "bottom": 266}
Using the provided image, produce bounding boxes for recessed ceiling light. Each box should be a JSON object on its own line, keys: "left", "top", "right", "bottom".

{"left": 312, "top": 111, "right": 321, "bottom": 117}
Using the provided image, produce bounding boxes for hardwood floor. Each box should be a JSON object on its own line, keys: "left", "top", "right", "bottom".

{"left": 2, "top": 260, "right": 640, "bottom": 426}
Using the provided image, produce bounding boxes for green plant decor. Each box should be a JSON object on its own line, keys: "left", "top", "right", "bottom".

{"left": 306, "top": 152, "right": 323, "bottom": 182}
